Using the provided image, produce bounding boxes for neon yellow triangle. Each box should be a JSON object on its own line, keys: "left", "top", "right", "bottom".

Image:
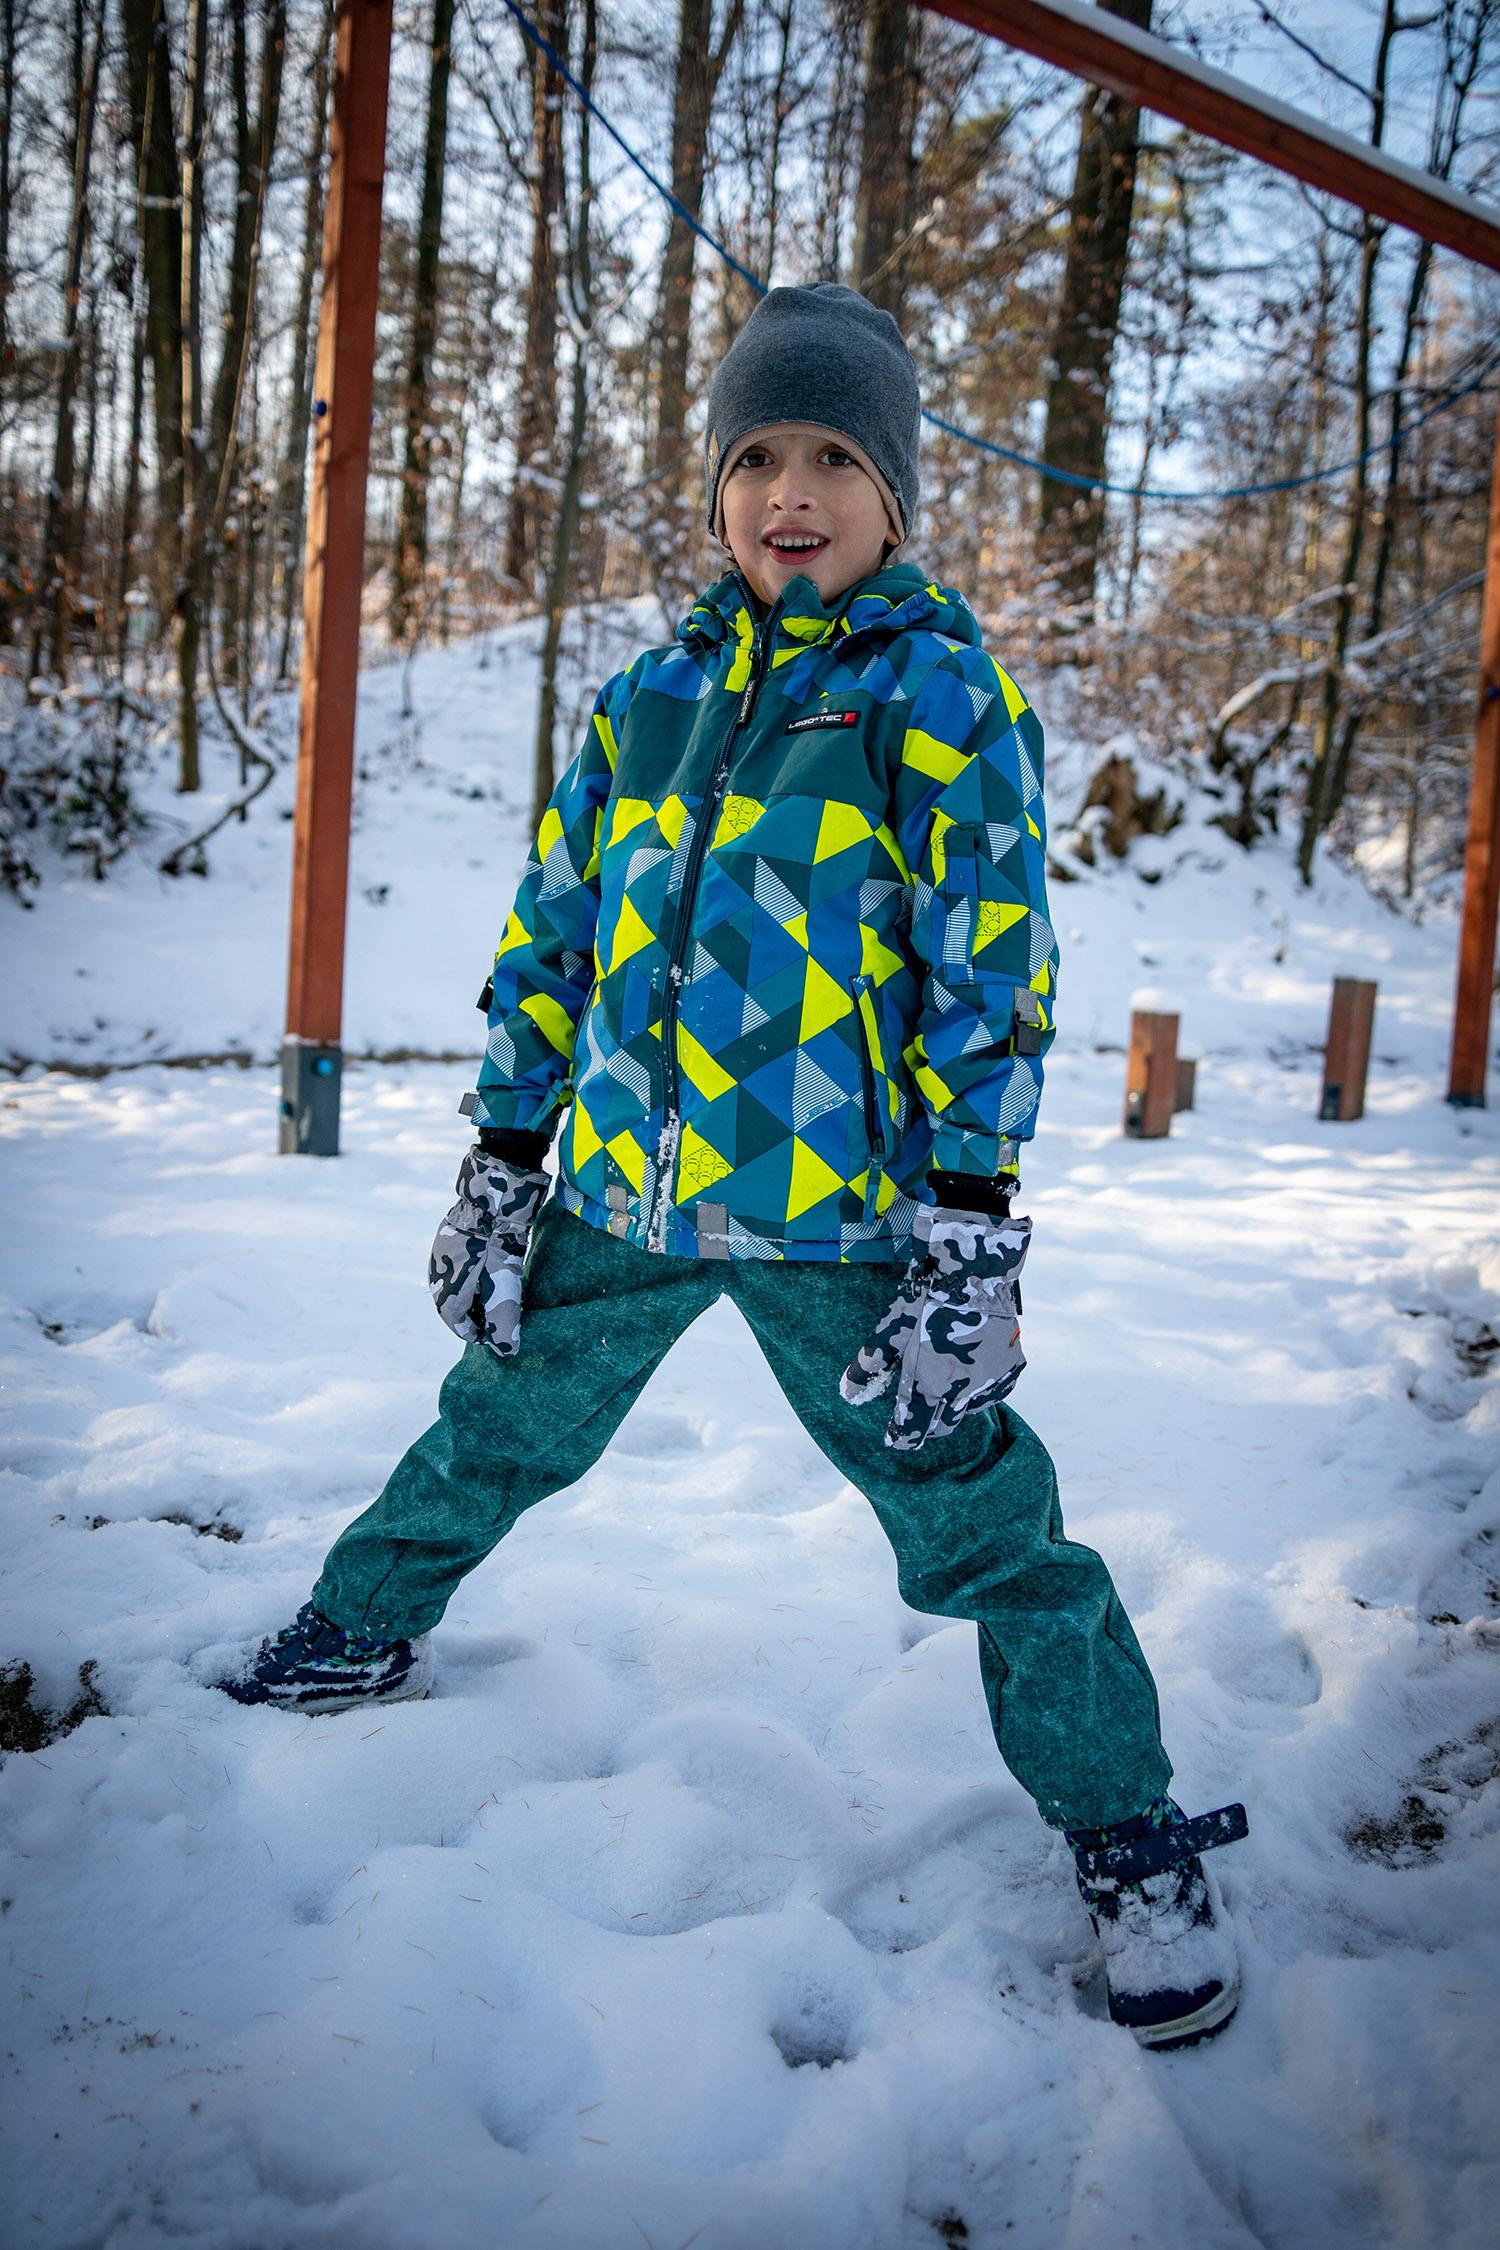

{"left": 495, "top": 909, "right": 529, "bottom": 961}
{"left": 570, "top": 1094, "right": 602, "bottom": 1169}
{"left": 676, "top": 1021, "right": 736, "bottom": 1101}
{"left": 860, "top": 923, "right": 906, "bottom": 985}
{"left": 784, "top": 911, "right": 809, "bottom": 951}
{"left": 799, "top": 956, "right": 853, "bottom": 1043}
{"left": 679, "top": 1121, "right": 733, "bottom": 1193}
{"left": 606, "top": 892, "right": 656, "bottom": 975}
{"left": 608, "top": 796, "right": 655, "bottom": 849}
{"left": 786, "top": 1136, "right": 845, "bottom": 1221}
{"left": 974, "top": 899, "right": 1028, "bottom": 953}
{"left": 606, "top": 1130, "right": 646, "bottom": 1192}
{"left": 814, "top": 800, "right": 876, "bottom": 864}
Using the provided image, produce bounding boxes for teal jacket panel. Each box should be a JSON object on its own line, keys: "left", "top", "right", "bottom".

{"left": 471, "top": 563, "right": 1059, "bottom": 1262}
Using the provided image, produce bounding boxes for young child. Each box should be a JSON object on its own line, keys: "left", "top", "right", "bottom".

{"left": 220, "top": 284, "right": 1246, "bottom": 2050}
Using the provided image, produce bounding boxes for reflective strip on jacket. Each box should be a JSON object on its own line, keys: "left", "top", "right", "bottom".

{"left": 472, "top": 561, "right": 1059, "bottom": 1263}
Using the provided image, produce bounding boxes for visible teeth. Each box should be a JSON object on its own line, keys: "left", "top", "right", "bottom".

{"left": 770, "top": 536, "right": 824, "bottom": 550}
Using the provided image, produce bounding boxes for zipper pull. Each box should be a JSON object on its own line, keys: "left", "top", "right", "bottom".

{"left": 739, "top": 633, "right": 763, "bottom": 723}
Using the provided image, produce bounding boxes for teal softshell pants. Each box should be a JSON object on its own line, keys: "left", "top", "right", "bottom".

{"left": 313, "top": 1204, "right": 1173, "bottom": 1830}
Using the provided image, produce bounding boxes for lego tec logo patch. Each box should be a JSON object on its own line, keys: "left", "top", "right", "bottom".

{"left": 785, "top": 708, "right": 861, "bottom": 735}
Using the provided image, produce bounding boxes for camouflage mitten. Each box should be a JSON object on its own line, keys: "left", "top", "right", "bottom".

{"left": 427, "top": 1145, "right": 549, "bottom": 1359}
{"left": 839, "top": 1205, "right": 1031, "bottom": 1451}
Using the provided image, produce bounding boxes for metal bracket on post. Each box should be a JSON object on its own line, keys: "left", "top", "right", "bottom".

{"left": 279, "top": 1039, "right": 343, "bottom": 1156}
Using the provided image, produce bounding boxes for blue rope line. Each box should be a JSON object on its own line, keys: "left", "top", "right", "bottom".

{"left": 498, "top": 0, "right": 1500, "bottom": 508}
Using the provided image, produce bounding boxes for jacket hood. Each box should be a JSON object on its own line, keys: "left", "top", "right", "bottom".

{"left": 677, "top": 563, "right": 982, "bottom": 656}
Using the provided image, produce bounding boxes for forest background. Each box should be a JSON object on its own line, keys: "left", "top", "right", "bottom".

{"left": 2, "top": 0, "right": 1498, "bottom": 917}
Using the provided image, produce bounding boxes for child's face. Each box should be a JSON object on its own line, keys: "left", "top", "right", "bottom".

{"left": 720, "top": 423, "right": 895, "bottom": 608}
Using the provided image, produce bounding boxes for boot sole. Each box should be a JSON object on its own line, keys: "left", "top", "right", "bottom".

{"left": 1125, "top": 1974, "right": 1240, "bottom": 2052}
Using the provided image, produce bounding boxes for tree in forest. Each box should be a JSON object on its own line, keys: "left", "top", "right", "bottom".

{"left": 120, "top": 0, "right": 183, "bottom": 624}
{"left": 29, "top": 0, "right": 104, "bottom": 685}
{"left": 503, "top": 0, "right": 566, "bottom": 599}
{"left": 273, "top": 0, "right": 333, "bottom": 681}
{"left": 1035, "top": 0, "right": 1153, "bottom": 630}
{"left": 851, "top": 0, "right": 922, "bottom": 323}
{"left": 531, "top": 0, "right": 598, "bottom": 832}
{"left": 390, "top": 0, "right": 456, "bottom": 646}
{"left": 650, "top": 0, "right": 745, "bottom": 532}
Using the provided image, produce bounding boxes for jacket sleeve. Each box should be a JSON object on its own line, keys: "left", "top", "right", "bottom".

{"left": 470, "top": 668, "right": 630, "bottom": 1135}
{"left": 889, "top": 645, "right": 1059, "bottom": 1178}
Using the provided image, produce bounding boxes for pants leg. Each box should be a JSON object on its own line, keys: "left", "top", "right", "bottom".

{"left": 312, "top": 1204, "right": 721, "bottom": 1638}
{"left": 728, "top": 1258, "right": 1173, "bottom": 1830}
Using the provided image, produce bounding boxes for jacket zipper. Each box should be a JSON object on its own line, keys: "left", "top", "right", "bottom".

{"left": 646, "top": 587, "right": 776, "bottom": 1251}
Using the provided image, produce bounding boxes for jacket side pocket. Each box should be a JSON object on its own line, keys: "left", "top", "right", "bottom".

{"left": 851, "top": 973, "right": 894, "bottom": 1222}
{"left": 938, "top": 824, "right": 982, "bottom": 981}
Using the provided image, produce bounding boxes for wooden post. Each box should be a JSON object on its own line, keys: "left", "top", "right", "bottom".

{"left": 1124, "top": 1009, "right": 1178, "bottom": 1138}
{"left": 280, "top": 0, "right": 393, "bottom": 1156}
{"left": 1173, "top": 1057, "right": 1197, "bottom": 1113}
{"left": 1448, "top": 398, "right": 1500, "bottom": 1108}
{"left": 1321, "top": 978, "right": 1377, "bottom": 1121}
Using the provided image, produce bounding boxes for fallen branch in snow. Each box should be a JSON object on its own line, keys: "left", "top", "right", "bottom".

{"left": 158, "top": 670, "right": 278, "bottom": 878}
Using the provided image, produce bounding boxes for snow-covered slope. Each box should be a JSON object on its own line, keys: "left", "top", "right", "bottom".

{"left": 2, "top": 632, "right": 1498, "bottom": 2249}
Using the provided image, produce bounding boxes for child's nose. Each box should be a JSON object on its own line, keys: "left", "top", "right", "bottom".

{"left": 767, "top": 468, "right": 815, "bottom": 512}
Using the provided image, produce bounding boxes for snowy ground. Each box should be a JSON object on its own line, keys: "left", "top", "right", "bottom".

{"left": 3, "top": 630, "right": 1499, "bottom": 2248}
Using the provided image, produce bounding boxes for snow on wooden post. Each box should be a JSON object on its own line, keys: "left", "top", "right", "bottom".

{"left": 280, "top": 0, "right": 394, "bottom": 1156}
{"left": 1124, "top": 1000, "right": 1179, "bottom": 1139}
{"left": 1320, "top": 978, "right": 1378, "bottom": 1122}
{"left": 1448, "top": 397, "right": 1500, "bottom": 1109}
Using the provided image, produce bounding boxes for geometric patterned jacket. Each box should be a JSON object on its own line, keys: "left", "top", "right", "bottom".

{"left": 470, "top": 559, "right": 1058, "bottom": 1263}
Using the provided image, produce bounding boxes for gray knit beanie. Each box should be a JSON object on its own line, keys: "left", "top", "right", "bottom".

{"left": 704, "top": 284, "right": 921, "bottom": 543}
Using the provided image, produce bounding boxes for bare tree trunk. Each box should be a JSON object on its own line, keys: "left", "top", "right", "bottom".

{"left": 390, "top": 0, "right": 456, "bottom": 645}
{"left": 30, "top": 0, "right": 104, "bottom": 686}
{"left": 1297, "top": 0, "right": 1398, "bottom": 884}
{"left": 173, "top": 0, "right": 209, "bottom": 791}
{"left": 651, "top": 0, "right": 744, "bottom": 512}
{"left": 761, "top": 0, "right": 795, "bottom": 283}
{"left": 1321, "top": 0, "right": 1488, "bottom": 833}
{"left": 851, "top": 0, "right": 921, "bottom": 323}
{"left": 121, "top": 0, "right": 183, "bottom": 627}
{"left": 533, "top": 0, "right": 597, "bottom": 835}
{"left": 503, "top": 0, "right": 567, "bottom": 600}
{"left": 1035, "top": 0, "right": 1153, "bottom": 629}
{"left": 276, "top": 0, "right": 333, "bottom": 682}
{"left": 176, "top": 0, "right": 287, "bottom": 793}
{"left": 0, "top": 0, "right": 18, "bottom": 425}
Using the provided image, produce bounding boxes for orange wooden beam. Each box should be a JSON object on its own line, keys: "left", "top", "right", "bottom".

{"left": 282, "top": 0, "right": 393, "bottom": 1149}
{"left": 919, "top": 0, "right": 1500, "bottom": 272}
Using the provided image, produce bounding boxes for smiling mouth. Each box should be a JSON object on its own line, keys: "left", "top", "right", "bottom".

{"left": 763, "top": 531, "right": 830, "bottom": 563}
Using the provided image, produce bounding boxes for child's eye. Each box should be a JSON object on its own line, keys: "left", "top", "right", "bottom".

{"left": 733, "top": 448, "right": 770, "bottom": 471}
{"left": 821, "top": 449, "right": 854, "bottom": 467}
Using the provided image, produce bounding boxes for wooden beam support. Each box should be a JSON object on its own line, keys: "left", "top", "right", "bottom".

{"left": 1124, "top": 1009, "right": 1178, "bottom": 1139}
{"left": 281, "top": 0, "right": 393, "bottom": 1155}
{"left": 1321, "top": 978, "right": 1377, "bottom": 1122}
{"left": 1448, "top": 400, "right": 1500, "bottom": 1106}
{"left": 919, "top": 0, "right": 1500, "bottom": 272}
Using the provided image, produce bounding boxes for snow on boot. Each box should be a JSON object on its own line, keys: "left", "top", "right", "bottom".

{"left": 213, "top": 1601, "right": 434, "bottom": 1712}
{"left": 1066, "top": 1797, "right": 1247, "bottom": 2051}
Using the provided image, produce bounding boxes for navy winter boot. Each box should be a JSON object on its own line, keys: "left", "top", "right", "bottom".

{"left": 214, "top": 1601, "right": 434, "bottom": 1712}
{"left": 1066, "top": 1797, "right": 1248, "bottom": 2051}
